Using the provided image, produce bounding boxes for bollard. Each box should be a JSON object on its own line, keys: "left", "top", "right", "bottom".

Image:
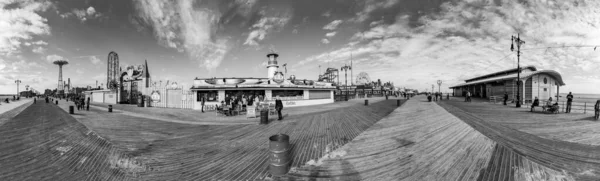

{"left": 55, "top": 100, "right": 58, "bottom": 105}
{"left": 365, "top": 99, "right": 368, "bottom": 106}
{"left": 397, "top": 99, "right": 400, "bottom": 106}
{"left": 108, "top": 105, "right": 113, "bottom": 112}
{"left": 69, "top": 106, "right": 74, "bottom": 114}
{"left": 269, "top": 134, "right": 291, "bottom": 176}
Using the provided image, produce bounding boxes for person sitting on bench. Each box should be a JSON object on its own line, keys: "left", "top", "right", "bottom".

{"left": 542, "top": 97, "right": 553, "bottom": 111}
{"left": 530, "top": 97, "right": 539, "bottom": 112}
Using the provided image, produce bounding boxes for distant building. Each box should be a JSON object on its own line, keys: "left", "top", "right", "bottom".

{"left": 449, "top": 65, "right": 566, "bottom": 103}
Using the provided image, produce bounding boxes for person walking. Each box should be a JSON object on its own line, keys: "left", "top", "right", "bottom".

{"left": 503, "top": 92, "right": 509, "bottom": 105}
{"left": 80, "top": 97, "right": 85, "bottom": 111}
{"left": 594, "top": 100, "right": 599, "bottom": 120}
{"left": 566, "top": 92, "right": 573, "bottom": 113}
{"left": 86, "top": 97, "right": 90, "bottom": 111}
{"left": 275, "top": 96, "right": 284, "bottom": 120}
{"left": 201, "top": 95, "right": 206, "bottom": 113}
{"left": 531, "top": 97, "right": 540, "bottom": 112}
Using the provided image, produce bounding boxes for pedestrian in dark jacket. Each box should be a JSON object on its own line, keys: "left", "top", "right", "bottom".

{"left": 201, "top": 95, "right": 206, "bottom": 113}
{"left": 594, "top": 100, "right": 600, "bottom": 120}
{"left": 80, "top": 98, "right": 85, "bottom": 111}
{"left": 531, "top": 97, "right": 539, "bottom": 112}
{"left": 503, "top": 92, "right": 509, "bottom": 105}
{"left": 275, "top": 96, "right": 284, "bottom": 120}
{"left": 86, "top": 97, "right": 90, "bottom": 111}
{"left": 566, "top": 92, "right": 573, "bottom": 113}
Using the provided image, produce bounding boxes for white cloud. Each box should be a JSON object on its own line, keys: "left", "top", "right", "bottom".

{"left": 352, "top": 0, "right": 400, "bottom": 22}
{"left": 321, "top": 38, "right": 330, "bottom": 44}
{"left": 323, "top": 20, "right": 343, "bottom": 30}
{"left": 24, "top": 40, "right": 48, "bottom": 46}
{"left": 134, "top": 0, "right": 231, "bottom": 71}
{"left": 0, "top": 0, "right": 52, "bottom": 56}
{"left": 61, "top": 6, "right": 102, "bottom": 22}
{"left": 322, "top": 10, "right": 331, "bottom": 17}
{"left": 86, "top": 6, "right": 96, "bottom": 15}
{"left": 299, "top": 1, "right": 600, "bottom": 93}
{"left": 46, "top": 54, "right": 66, "bottom": 63}
{"left": 325, "top": 32, "right": 337, "bottom": 37}
{"left": 90, "top": 56, "right": 101, "bottom": 65}
{"left": 0, "top": 58, "right": 5, "bottom": 70}
{"left": 244, "top": 8, "right": 293, "bottom": 46}
{"left": 32, "top": 46, "right": 46, "bottom": 54}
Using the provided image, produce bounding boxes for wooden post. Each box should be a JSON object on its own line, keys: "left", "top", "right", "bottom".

{"left": 584, "top": 102, "right": 586, "bottom": 114}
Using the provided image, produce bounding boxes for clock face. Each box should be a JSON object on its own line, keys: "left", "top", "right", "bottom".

{"left": 151, "top": 91, "right": 161, "bottom": 103}
{"left": 273, "top": 72, "right": 284, "bottom": 83}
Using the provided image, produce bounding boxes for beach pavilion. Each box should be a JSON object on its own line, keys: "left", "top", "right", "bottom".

{"left": 449, "top": 66, "right": 566, "bottom": 103}
{"left": 189, "top": 52, "right": 337, "bottom": 111}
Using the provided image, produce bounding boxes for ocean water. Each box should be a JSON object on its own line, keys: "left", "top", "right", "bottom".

{"left": 557, "top": 93, "right": 600, "bottom": 104}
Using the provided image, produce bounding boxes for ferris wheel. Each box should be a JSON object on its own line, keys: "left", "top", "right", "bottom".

{"left": 355, "top": 72, "right": 371, "bottom": 85}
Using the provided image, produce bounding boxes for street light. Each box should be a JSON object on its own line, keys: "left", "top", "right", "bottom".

{"left": 437, "top": 80, "right": 442, "bottom": 97}
{"left": 341, "top": 64, "right": 352, "bottom": 101}
{"left": 15, "top": 80, "right": 21, "bottom": 97}
{"left": 511, "top": 34, "right": 525, "bottom": 108}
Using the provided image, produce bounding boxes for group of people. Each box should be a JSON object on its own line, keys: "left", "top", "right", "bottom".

{"left": 72, "top": 96, "right": 90, "bottom": 111}
{"left": 427, "top": 92, "right": 446, "bottom": 102}
{"left": 200, "top": 94, "right": 285, "bottom": 120}
{"left": 464, "top": 91, "right": 472, "bottom": 102}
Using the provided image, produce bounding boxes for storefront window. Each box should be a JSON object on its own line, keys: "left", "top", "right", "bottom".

{"left": 197, "top": 91, "right": 218, "bottom": 102}
{"left": 225, "top": 90, "right": 265, "bottom": 99}
{"left": 272, "top": 90, "right": 304, "bottom": 100}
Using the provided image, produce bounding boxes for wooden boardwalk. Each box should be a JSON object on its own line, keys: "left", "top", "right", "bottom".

{"left": 0, "top": 102, "right": 141, "bottom": 181}
{"left": 281, "top": 96, "right": 598, "bottom": 180}
{"left": 441, "top": 97, "right": 600, "bottom": 145}
{"left": 0, "top": 98, "right": 401, "bottom": 180}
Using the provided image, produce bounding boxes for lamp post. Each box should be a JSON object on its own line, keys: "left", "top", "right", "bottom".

{"left": 15, "top": 80, "right": 21, "bottom": 97}
{"left": 431, "top": 84, "right": 434, "bottom": 94}
{"left": 437, "top": 80, "right": 442, "bottom": 98}
{"left": 341, "top": 64, "right": 352, "bottom": 101}
{"left": 511, "top": 34, "right": 525, "bottom": 108}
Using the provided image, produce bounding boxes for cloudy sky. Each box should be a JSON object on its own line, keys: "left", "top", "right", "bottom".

{"left": 1, "top": 0, "right": 600, "bottom": 94}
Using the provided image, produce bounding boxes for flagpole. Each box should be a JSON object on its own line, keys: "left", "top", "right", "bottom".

{"left": 351, "top": 52, "right": 353, "bottom": 86}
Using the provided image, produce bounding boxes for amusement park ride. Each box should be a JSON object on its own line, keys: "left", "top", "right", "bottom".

{"left": 105, "top": 51, "right": 151, "bottom": 104}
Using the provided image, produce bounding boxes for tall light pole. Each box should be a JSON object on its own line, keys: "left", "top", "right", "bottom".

{"left": 511, "top": 34, "right": 525, "bottom": 108}
{"left": 341, "top": 64, "right": 352, "bottom": 101}
{"left": 437, "top": 80, "right": 442, "bottom": 94}
{"left": 15, "top": 80, "right": 21, "bottom": 96}
{"left": 431, "top": 84, "right": 434, "bottom": 94}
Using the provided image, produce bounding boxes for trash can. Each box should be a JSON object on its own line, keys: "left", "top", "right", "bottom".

{"left": 108, "top": 105, "right": 113, "bottom": 112}
{"left": 365, "top": 99, "right": 368, "bottom": 106}
{"left": 428, "top": 96, "right": 432, "bottom": 102}
{"left": 69, "top": 106, "right": 74, "bottom": 114}
{"left": 269, "top": 134, "right": 291, "bottom": 176}
{"left": 55, "top": 100, "right": 58, "bottom": 105}
{"left": 260, "top": 110, "right": 269, "bottom": 124}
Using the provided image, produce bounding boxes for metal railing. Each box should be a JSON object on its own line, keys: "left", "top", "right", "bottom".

{"left": 522, "top": 100, "right": 598, "bottom": 114}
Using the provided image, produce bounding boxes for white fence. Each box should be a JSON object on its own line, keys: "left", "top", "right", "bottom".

{"left": 149, "top": 86, "right": 194, "bottom": 109}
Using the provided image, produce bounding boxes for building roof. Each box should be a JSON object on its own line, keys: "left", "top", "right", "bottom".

{"left": 449, "top": 69, "right": 566, "bottom": 88}
{"left": 464, "top": 65, "right": 537, "bottom": 83}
